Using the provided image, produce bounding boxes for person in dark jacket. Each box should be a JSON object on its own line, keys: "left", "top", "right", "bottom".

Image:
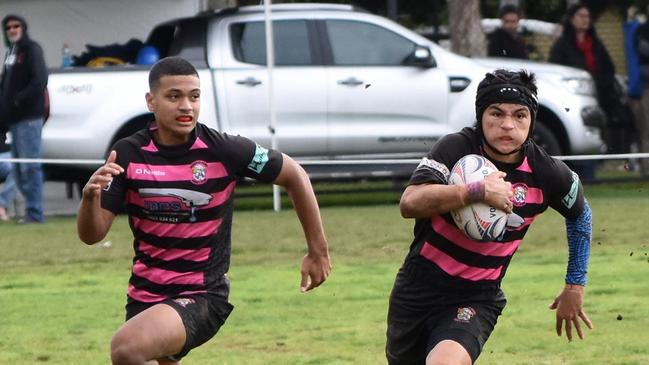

{"left": 487, "top": 4, "right": 529, "bottom": 59}
{"left": 630, "top": 8, "right": 649, "bottom": 175}
{"left": 0, "top": 14, "right": 48, "bottom": 223}
{"left": 549, "top": 3, "right": 633, "bottom": 158}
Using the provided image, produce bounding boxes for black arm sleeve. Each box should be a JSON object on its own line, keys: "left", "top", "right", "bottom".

{"left": 408, "top": 132, "right": 474, "bottom": 186}
{"left": 546, "top": 158, "right": 585, "bottom": 220}
{"left": 219, "top": 134, "right": 283, "bottom": 183}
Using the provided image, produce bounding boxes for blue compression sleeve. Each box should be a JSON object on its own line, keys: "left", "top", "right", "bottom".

{"left": 564, "top": 200, "right": 592, "bottom": 286}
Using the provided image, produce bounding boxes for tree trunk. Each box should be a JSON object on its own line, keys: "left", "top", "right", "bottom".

{"left": 447, "top": 0, "right": 486, "bottom": 57}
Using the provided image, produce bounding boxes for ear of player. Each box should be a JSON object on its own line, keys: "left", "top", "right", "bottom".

{"left": 449, "top": 154, "right": 523, "bottom": 241}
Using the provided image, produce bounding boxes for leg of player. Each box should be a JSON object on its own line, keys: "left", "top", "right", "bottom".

{"left": 111, "top": 304, "right": 186, "bottom": 365}
{"left": 426, "top": 340, "right": 472, "bottom": 365}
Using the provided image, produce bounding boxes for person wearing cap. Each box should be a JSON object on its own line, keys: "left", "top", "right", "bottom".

{"left": 385, "top": 69, "right": 594, "bottom": 365}
{"left": 0, "top": 14, "right": 48, "bottom": 223}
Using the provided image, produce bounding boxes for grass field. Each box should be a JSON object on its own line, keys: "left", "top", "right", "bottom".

{"left": 1, "top": 182, "right": 648, "bottom": 364}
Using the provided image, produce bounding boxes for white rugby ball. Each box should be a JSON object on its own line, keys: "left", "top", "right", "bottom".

{"left": 448, "top": 154, "right": 507, "bottom": 242}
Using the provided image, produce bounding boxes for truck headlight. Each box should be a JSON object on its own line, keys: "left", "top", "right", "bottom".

{"left": 561, "top": 77, "right": 596, "bottom": 96}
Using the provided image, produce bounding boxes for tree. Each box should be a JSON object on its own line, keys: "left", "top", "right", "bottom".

{"left": 448, "top": 0, "right": 486, "bottom": 57}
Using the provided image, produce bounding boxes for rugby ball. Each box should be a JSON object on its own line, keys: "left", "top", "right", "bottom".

{"left": 448, "top": 154, "right": 507, "bottom": 241}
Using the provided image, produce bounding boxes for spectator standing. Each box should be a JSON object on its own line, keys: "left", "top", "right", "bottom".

{"left": 0, "top": 14, "right": 48, "bottom": 223}
{"left": 630, "top": 8, "right": 649, "bottom": 175}
{"left": 0, "top": 130, "right": 17, "bottom": 221}
{"left": 487, "top": 4, "right": 530, "bottom": 59}
{"left": 549, "top": 3, "right": 633, "bottom": 159}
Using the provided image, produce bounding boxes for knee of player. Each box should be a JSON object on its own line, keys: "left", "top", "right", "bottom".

{"left": 110, "top": 335, "right": 145, "bottom": 365}
{"left": 426, "top": 357, "right": 469, "bottom": 365}
{"left": 426, "top": 346, "right": 472, "bottom": 365}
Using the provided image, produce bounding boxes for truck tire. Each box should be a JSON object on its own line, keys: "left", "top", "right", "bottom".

{"left": 533, "top": 123, "right": 562, "bottom": 156}
{"left": 111, "top": 114, "right": 153, "bottom": 147}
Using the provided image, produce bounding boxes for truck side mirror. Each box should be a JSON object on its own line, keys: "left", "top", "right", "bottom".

{"left": 404, "top": 46, "right": 436, "bottom": 68}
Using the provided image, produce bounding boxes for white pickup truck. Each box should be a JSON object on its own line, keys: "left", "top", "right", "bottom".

{"left": 43, "top": 3, "right": 605, "bottom": 184}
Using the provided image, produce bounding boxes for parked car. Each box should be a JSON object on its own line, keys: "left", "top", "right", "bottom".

{"left": 42, "top": 3, "right": 604, "bottom": 185}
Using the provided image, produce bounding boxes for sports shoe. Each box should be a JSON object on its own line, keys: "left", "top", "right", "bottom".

{"left": 17, "top": 217, "right": 44, "bottom": 224}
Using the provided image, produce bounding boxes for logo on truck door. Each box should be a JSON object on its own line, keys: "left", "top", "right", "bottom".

{"left": 57, "top": 84, "right": 93, "bottom": 94}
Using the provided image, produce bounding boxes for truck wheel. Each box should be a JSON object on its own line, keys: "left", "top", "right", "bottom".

{"left": 111, "top": 114, "right": 153, "bottom": 146}
{"left": 533, "top": 123, "right": 562, "bottom": 156}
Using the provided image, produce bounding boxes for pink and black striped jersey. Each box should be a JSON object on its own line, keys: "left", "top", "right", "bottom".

{"left": 101, "top": 122, "right": 283, "bottom": 303}
{"left": 404, "top": 127, "right": 585, "bottom": 291}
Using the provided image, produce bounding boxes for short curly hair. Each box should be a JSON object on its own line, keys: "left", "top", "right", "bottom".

{"left": 148, "top": 56, "right": 199, "bottom": 90}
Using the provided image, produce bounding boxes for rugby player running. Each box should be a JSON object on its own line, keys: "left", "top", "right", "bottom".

{"left": 386, "top": 69, "right": 593, "bottom": 365}
{"left": 77, "top": 56, "right": 331, "bottom": 365}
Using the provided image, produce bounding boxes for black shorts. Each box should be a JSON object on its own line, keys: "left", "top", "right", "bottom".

{"left": 125, "top": 293, "right": 234, "bottom": 361}
{"left": 386, "top": 262, "right": 506, "bottom": 365}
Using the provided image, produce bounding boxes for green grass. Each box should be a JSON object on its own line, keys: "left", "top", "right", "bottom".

{"left": 1, "top": 182, "right": 648, "bottom": 364}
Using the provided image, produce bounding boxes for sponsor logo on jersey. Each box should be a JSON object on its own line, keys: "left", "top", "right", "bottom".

{"left": 139, "top": 188, "right": 213, "bottom": 207}
{"left": 139, "top": 188, "right": 213, "bottom": 222}
{"left": 134, "top": 168, "right": 166, "bottom": 176}
{"left": 417, "top": 157, "right": 450, "bottom": 183}
{"left": 248, "top": 144, "right": 269, "bottom": 174}
{"left": 454, "top": 307, "right": 476, "bottom": 322}
{"left": 512, "top": 183, "right": 528, "bottom": 207}
{"left": 144, "top": 201, "right": 182, "bottom": 211}
{"left": 562, "top": 171, "right": 579, "bottom": 209}
{"left": 172, "top": 297, "right": 196, "bottom": 307}
{"left": 191, "top": 161, "right": 208, "bottom": 185}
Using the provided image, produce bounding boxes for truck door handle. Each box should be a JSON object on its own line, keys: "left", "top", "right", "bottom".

{"left": 236, "top": 77, "right": 262, "bottom": 87}
{"left": 337, "top": 77, "right": 364, "bottom": 86}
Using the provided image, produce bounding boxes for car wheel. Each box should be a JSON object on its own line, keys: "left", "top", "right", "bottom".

{"left": 533, "top": 123, "right": 562, "bottom": 156}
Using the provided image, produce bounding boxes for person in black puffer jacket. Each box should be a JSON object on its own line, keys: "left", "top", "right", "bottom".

{"left": 0, "top": 14, "right": 48, "bottom": 223}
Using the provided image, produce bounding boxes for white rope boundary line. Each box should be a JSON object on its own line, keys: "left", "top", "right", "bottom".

{"left": 2, "top": 153, "right": 649, "bottom": 165}
{"left": 0, "top": 158, "right": 105, "bottom": 164}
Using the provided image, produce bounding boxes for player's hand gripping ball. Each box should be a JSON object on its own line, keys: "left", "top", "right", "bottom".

{"left": 449, "top": 154, "right": 507, "bottom": 241}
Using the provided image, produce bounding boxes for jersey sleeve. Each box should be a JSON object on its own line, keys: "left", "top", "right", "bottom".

{"left": 100, "top": 141, "right": 129, "bottom": 214}
{"left": 408, "top": 132, "right": 471, "bottom": 186}
{"left": 220, "top": 134, "right": 283, "bottom": 183}
{"left": 546, "top": 159, "right": 585, "bottom": 219}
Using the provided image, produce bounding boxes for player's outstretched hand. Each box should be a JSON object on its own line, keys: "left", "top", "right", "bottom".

{"left": 549, "top": 284, "right": 593, "bottom": 341}
{"left": 82, "top": 150, "right": 124, "bottom": 200}
{"left": 300, "top": 253, "right": 331, "bottom": 293}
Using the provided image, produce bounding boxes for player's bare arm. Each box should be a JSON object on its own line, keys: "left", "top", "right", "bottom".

{"left": 400, "top": 171, "right": 512, "bottom": 219}
{"left": 273, "top": 153, "right": 331, "bottom": 292}
{"left": 77, "top": 150, "right": 123, "bottom": 244}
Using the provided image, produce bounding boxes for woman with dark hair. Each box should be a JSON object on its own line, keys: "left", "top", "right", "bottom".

{"left": 549, "top": 3, "right": 632, "bottom": 158}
